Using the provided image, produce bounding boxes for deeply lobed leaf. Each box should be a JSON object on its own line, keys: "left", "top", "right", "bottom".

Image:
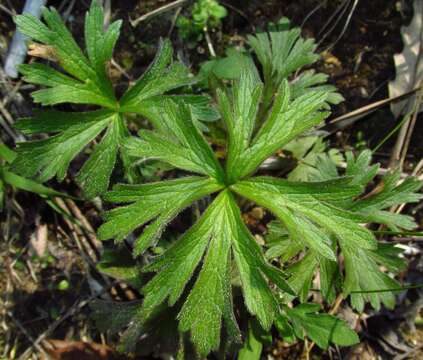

{"left": 13, "top": 1, "right": 196, "bottom": 198}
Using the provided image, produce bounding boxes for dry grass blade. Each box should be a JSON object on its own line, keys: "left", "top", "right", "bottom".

{"left": 130, "top": 0, "right": 189, "bottom": 27}
{"left": 17, "top": 281, "right": 118, "bottom": 360}
{"left": 323, "top": 86, "right": 421, "bottom": 132}
{"left": 389, "top": 82, "right": 423, "bottom": 169}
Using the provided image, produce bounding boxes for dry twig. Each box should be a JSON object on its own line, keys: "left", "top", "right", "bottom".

{"left": 130, "top": 0, "right": 189, "bottom": 27}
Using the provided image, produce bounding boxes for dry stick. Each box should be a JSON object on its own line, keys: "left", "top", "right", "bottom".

{"left": 204, "top": 27, "right": 216, "bottom": 58}
{"left": 7, "top": 311, "right": 51, "bottom": 360}
{"left": 317, "top": 0, "right": 350, "bottom": 46}
{"left": 220, "top": 1, "right": 253, "bottom": 30}
{"left": 389, "top": 82, "right": 423, "bottom": 170}
{"left": 1, "top": 79, "right": 23, "bottom": 108}
{"left": 54, "top": 197, "right": 103, "bottom": 259}
{"left": 301, "top": 0, "right": 326, "bottom": 29}
{"left": 130, "top": 0, "right": 189, "bottom": 27}
{"left": 61, "top": 0, "right": 76, "bottom": 21}
{"left": 0, "top": 3, "right": 15, "bottom": 17}
{"left": 325, "top": 0, "right": 359, "bottom": 52}
{"left": 324, "top": 86, "right": 421, "bottom": 131}
{"left": 17, "top": 281, "right": 117, "bottom": 360}
{"left": 168, "top": 6, "right": 182, "bottom": 37}
{"left": 111, "top": 58, "right": 132, "bottom": 80}
{"left": 53, "top": 197, "right": 137, "bottom": 301}
{"left": 398, "top": 110, "right": 420, "bottom": 169}
{"left": 0, "top": 115, "right": 18, "bottom": 141}
{"left": 0, "top": 101, "right": 23, "bottom": 141}
{"left": 306, "top": 294, "right": 344, "bottom": 356}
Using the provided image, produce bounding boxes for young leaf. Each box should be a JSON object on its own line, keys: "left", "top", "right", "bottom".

{"left": 230, "top": 86, "right": 331, "bottom": 181}
{"left": 286, "top": 304, "right": 359, "bottom": 349}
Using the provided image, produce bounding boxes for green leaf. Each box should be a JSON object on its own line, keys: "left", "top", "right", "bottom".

{"left": 342, "top": 244, "right": 403, "bottom": 311}
{"left": 18, "top": 63, "right": 116, "bottom": 108}
{"left": 178, "top": 193, "right": 238, "bottom": 355}
{"left": 14, "top": 2, "right": 195, "bottom": 198}
{"left": 85, "top": 1, "right": 122, "bottom": 75}
{"left": 217, "top": 69, "right": 262, "bottom": 181}
{"left": 291, "top": 70, "right": 344, "bottom": 105}
{"left": 139, "top": 191, "right": 293, "bottom": 355}
{"left": 75, "top": 115, "right": 124, "bottom": 198}
{"left": 96, "top": 247, "right": 143, "bottom": 288}
{"left": 0, "top": 143, "right": 16, "bottom": 163}
{"left": 248, "top": 24, "right": 318, "bottom": 83}
{"left": 126, "top": 100, "right": 224, "bottom": 181}
{"left": 119, "top": 39, "right": 194, "bottom": 112}
{"left": 286, "top": 137, "right": 343, "bottom": 182}
{"left": 91, "top": 300, "right": 142, "bottom": 336}
{"left": 98, "top": 176, "right": 223, "bottom": 254}
{"left": 224, "top": 192, "right": 293, "bottom": 330}
{"left": 287, "top": 252, "right": 319, "bottom": 302}
{"left": 238, "top": 319, "right": 270, "bottom": 360}
{"left": 232, "top": 177, "right": 377, "bottom": 251}
{"left": 13, "top": 111, "right": 116, "bottom": 191}
{"left": 344, "top": 150, "right": 379, "bottom": 187}
{"left": 275, "top": 207, "right": 336, "bottom": 261}
{"left": 312, "top": 150, "right": 422, "bottom": 230}
{"left": 350, "top": 171, "right": 422, "bottom": 230}
{"left": 233, "top": 85, "right": 331, "bottom": 181}
{"left": 16, "top": 2, "right": 118, "bottom": 107}
{"left": 286, "top": 304, "right": 359, "bottom": 349}
{"left": 265, "top": 220, "right": 302, "bottom": 261}
{"left": 2, "top": 169, "right": 65, "bottom": 198}
{"left": 319, "top": 256, "right": 339, "bottom": 303}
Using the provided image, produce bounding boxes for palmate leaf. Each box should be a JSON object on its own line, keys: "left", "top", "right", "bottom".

{"left": 15, "top": 6, "right": 421, "bottom": 356}
{"left": 232, "top": 177, "right": 375, "bottom": 251}
{"left": 246, "top": 18, "right": 342, "bottom": 113}
{"left": 13, "top": 1, "right": 197, "bottom": 198}
{"left": 96, "top": 20, "right": 397, "bottom": 356}
{"left": 265, "top": 219, "right": 340, "bottom": 303}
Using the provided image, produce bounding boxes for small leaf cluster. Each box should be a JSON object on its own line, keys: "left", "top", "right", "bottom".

{"left": 12, "top": 2, "right": 422, "bottom": 358}
{"left": 177, "top": 0, "right": 227, "bottom": 42}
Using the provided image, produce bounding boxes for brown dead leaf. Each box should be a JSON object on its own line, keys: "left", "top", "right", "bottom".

{"left": 28, "top": 43, "right": 58, "bottom": 62}
{"left": 41, "top": 339, "right": 125, "bottom": 360}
